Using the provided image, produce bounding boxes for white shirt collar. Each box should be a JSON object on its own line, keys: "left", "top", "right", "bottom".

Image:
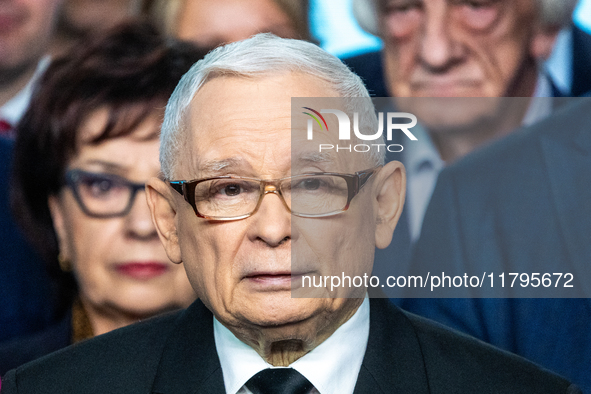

{"left": 403, "top": 123, "right": 443, "bottom": 179}
{"left": 544, "top": 26, "right": 573, "bottom": 96}
{"left": 522, "top": 70, "right": 554, "bottom": 126}
{"left": 214, "top": 297, "right": 370, "bottom": 394}
{"left": 0, "top": 56, "right": 50, "bottom": 126}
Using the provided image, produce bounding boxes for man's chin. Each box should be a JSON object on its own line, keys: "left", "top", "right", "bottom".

{"left": 403, "top": 80, "right": 491, "bottom": 98}
{"left": 233, "top": 292, "right": 323, "bottom": 328}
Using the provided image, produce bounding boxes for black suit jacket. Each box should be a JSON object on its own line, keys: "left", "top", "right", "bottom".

{"left": 402, "top": 98, "right": 591, "bottom": 392}
{"left": 0, "top": 309, "right": 71, "bottom": 375}
{"left": 1, "top": 298, "right": 579, "bottom": 393}
{"left": 0, "top": 138, "right": 55, "bottom": 343}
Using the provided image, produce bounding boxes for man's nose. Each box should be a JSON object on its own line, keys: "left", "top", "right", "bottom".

{"left": 248, "top": 189, "right": 291, "bottom": 247}
{"left": 124, "top": 190, "right": 159, "bottom": 240}
{"left": 418, "top": 7, "right": 458, "bottom": 72}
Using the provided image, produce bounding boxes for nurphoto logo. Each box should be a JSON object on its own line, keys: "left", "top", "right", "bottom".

{"left": 302, "top": 107, "right": 418, "bottom": 154}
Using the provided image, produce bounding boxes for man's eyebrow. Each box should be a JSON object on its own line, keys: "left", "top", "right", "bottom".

{"left": 198, "top": 157, "right": 250, "bottom": 176}
{"left": 295, "top": 152, "right": 336, "bottom": 165}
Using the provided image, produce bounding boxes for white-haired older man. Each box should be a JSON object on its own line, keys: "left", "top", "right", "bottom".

{"left": 347, "top": 0, "right": 583, "bottom": 230}
{"left": 345, "top": 0, "right": 587, "bottom": 288}
{"left": 349, "top": 0, "right": 589, "bottom": 98}
{"left": 0, "top": 34, "right": 581, "bottom": 394}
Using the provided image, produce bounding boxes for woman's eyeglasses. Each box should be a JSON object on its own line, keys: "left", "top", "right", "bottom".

{"left": 64, "top": 169, "right": 146, "bottom": 218}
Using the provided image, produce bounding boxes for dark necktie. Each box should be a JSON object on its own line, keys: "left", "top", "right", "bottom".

{"left": 245, "top": 368, "right": 314, "bottom": 394}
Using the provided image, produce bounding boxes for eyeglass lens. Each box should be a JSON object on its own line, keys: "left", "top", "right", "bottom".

{"left": 68, "top": 171, "right": 141, "bottom": 217}
{"left": 192, "top": 175, "right": 349, "bottom": 219}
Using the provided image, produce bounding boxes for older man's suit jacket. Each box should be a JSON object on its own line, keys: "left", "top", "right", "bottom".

{"left": 402, "top": 98, "right": 591, "bottom": 393}
{"left": 1, "top": 298, "right": 579, "bottom": 393}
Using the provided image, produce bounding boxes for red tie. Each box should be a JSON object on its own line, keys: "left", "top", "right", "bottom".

{"left": 0, "top": 119, "right": 13, "bottom": 137}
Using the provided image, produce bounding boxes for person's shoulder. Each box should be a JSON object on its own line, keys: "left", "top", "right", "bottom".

{"left": 341, "top": 50, "right": 382, "bottom": 69}
{"left": 0, "top": 138, "right": 13, "bottom": 178}
{"left": 0, "top": 310, "right": 71, "bottom": 375}
{"left": 341, "top": 50, "right": 388, "bottom": 97}
{"left": 2, "top": 310, "right": 182, "bottom": 394}
{"left": 0, "top": 137, "right": 12, "bottom": 152}
{"left": 401, "top": 309, "right": 580, "bottom": 393}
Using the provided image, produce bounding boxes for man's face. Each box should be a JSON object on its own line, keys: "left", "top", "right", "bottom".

{"left": 149, "top": 72, "right": 402, "bottom": 351}
{"left": 0, "top": 0, "right": 62, "bottom": 73}
{"left": 61, "top": 0, "right": 140, "bottom": 36}
{"left": 175, "top": 0, "right": 298, "bottom": 48}
{"left": 380, "top": 0, "right": 554, "bottom": 98}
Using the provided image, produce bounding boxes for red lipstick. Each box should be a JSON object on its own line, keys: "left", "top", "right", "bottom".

{"left": 115, "top": 262, "right": 169, "bottom": 280}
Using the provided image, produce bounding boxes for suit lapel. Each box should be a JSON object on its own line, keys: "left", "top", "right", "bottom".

{"left": 151, "top": 300, "right": 226, "bottom": 394}
{"left": 354, "top": 299, "right": 430, "bottom": 393}
{"left": 149, "top": 299, "right": 431, "bottom": 393}
{"left": 539, "top": 98, "right": 591, "bottom": 296}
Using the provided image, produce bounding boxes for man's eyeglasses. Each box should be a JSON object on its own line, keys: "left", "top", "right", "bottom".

{"left": 64, "top": 169, "right": 146, "bottom": 218}
{"left": 169, "top": 167, "right": 381, "bottom": 220}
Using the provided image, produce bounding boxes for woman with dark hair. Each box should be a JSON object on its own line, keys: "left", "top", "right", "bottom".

{"left": 0, "top": 21, "right": 207, "bottom": 374}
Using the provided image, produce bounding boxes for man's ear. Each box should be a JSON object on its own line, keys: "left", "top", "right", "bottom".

{"left": 48, "top": 193, "right": 71, "bottom": 260}
{"left": 374, "top": 160, "right": 406, "bottom": 249}
{"left": 146, "top": 177, "right": 183, "bottom": 264}
{"left": 530, "top": 24, "right": 560, "bottom": 60}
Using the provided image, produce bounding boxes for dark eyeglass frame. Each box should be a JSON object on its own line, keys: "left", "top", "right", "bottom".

{"left": 64, "top": 169, "right": 146, "bottom": 218}
{"left": 169, "top": 166, "right": 381, "bottom": 220}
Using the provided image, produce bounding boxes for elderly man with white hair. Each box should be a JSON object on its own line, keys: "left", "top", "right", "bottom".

{"left": 344, "top": 0, "right": 588, "bottom": 290}
{"left": 1, "top": 34, "right": 581, "bottom": 394}
{"left": 349, "top": 0, "right": 590, "bottom": 98}
{"left": 347, "top": 0, "right": 585, "bottom": 239}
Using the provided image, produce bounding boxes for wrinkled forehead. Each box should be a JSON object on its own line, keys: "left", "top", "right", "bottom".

{"left": 175, "top": 73, "right": 363, "bottom": 178}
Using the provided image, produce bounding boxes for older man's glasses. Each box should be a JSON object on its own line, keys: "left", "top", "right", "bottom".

{"left": 65, "top": 169, "right": 146, "bottom": 218}
{"left": 169, "top": 167, "right": 380, "bottom": 220}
